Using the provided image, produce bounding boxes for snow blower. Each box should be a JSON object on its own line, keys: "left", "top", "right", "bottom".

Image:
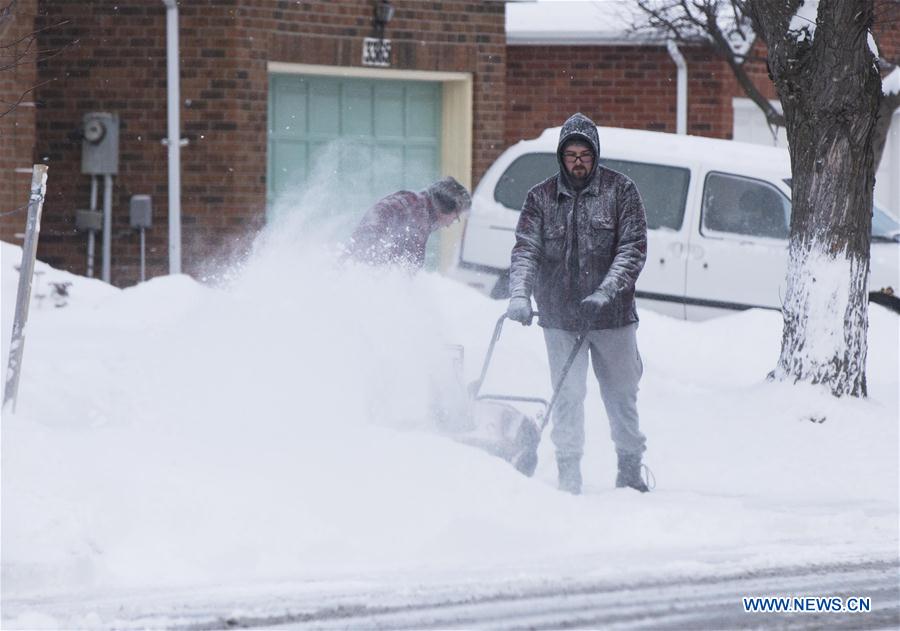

{"left": 448, "top": 312, "right": 585, "bottom": 477}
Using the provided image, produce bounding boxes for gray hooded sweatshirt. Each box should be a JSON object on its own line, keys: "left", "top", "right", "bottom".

{"left": 508, "top": 113, "right": 648, "bottom": 331}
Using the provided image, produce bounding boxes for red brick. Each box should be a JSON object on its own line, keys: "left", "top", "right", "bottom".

{"left": 7, "top": 0, "right": 506, "bottom": 285}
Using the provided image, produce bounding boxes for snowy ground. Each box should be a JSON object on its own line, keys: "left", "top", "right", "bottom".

{"left": 1, "top": 227, "right": 898, "bottom": 628}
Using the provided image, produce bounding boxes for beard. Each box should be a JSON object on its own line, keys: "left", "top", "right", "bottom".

{"left": 567, "top": 165, "right": 590, "bottom": 189}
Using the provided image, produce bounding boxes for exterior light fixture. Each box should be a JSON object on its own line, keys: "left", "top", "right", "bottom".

{"left": 373, "top": 0, "right": 395, "bottom": 39}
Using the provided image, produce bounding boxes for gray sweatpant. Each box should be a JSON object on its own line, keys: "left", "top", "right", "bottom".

{"left": 543, "top": 324, "right": 646, "bottom": 460}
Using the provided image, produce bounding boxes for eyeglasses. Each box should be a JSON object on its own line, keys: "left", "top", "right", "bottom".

{"left": 563, "top": 152, "right": 594, "bottom": 164}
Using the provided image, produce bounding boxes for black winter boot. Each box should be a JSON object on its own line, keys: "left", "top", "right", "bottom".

{"left": 557, "top": 456, "right": 582, "bottom": 495}
{"left": 616, "top": 453, "right": 650, "bottom": 493}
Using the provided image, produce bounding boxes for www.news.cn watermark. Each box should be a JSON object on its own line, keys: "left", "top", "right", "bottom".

{"left": 743, "top": 596, "right": 872, "bottom": 614}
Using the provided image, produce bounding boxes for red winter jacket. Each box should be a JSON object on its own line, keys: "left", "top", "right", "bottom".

{"left": 347, "top": 190, "right": 438, "bottom": 270}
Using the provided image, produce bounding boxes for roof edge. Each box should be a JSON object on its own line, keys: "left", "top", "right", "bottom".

{"left": 506, "top": 32, "right": 704, "bottom": 47}
{"left": 508, "top": 34, "right": 665, "bottom": 46}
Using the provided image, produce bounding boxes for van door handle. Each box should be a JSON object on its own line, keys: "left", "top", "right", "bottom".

{"left": 689, "top": 245, "right": 704, "bottom": 260}
{"left": 668, "top": 243, "right": 684, "bottom": 257}
{"left": 659, "top": 242, "right": 685, "bottom": 265}
{"left": 659, "top": 242, "right": 684, "bottom": 265}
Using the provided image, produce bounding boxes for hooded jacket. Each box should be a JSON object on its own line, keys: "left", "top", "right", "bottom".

{"left": 508, "top": 113, "right": 648, "bottom": 330}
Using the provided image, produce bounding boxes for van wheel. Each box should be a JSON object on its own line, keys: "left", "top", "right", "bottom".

{"left": 490, "top": 270, "right": 510, "bottom": 300}
{"left": 869, "top": 291, "right": 900, "bottom": 314}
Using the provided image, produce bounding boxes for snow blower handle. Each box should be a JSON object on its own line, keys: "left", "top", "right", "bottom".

{"left": 470, "top": 313, "right": 585, "bottom": 427}
{"left": 468, "top": 312, "right": 517, "bottom": 400}
{"left": 540, "top": 330, "right": 586, "bottom": 432}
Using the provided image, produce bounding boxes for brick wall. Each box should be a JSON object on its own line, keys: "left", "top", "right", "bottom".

{"left": 0, "top": 0, "right": 38, "bottom": 242}
{"left": 740, "top": 39, "right": 778, "bottom": 102}
{"left": 505, "top": 44, "right": 738, "bottom": 147}
{"left": 502, "top": 11, "right": 900, "bottom": 152}
{"left": 874, "top": 0, "right": 900, "bottom": 61}
{"left": 19, "top": 0, "right": 505, "bottom": 285}
{"left": 28, "top": 1, "right": 171, "bottom": 281}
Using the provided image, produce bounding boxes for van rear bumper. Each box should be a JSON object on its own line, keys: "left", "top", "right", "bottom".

{"left": 448, "top": 261, "right": 505, "bottom": 296}
{"left": 457, "top": 260, "right": 506, "bottom": 275}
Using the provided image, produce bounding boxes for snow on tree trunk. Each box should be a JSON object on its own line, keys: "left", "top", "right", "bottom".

{"left": 750, "top": 0, "right": 881, "bottom": 397}
{"left": 775, "top": 244, "right": 869, "bottom": 396}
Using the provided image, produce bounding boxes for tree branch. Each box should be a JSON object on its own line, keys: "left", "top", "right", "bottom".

{"left": 0, "top": 76, "right": 51, "bottom": 117}
{"left": 744, "top": 0, "right": 803, "bottom": 47}
{"left": 1, "top": 7, "right": 73, "bottom": 119}
{"left": 634, "top": 0, "right": 786, "bottom": 127}
{"left": 1, "top": 19, "right": 71, "bottom": 51}
{"left": 0, "top": 39, "right": 72, "bottom": 74}
{"left": 703, "top": 3, "right": 786, "bottom": 126}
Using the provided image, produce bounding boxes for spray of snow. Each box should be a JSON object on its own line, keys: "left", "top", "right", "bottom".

{"left": 1, "top": 163, "right": 479, "bottom": 596}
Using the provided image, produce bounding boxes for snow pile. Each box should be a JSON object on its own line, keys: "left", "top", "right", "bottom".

{"left": 884, "top": 66, "right": 900, "bottom": 96}
{"left": 1, "top": 222, "right": 897, "bottom": 626}
{"left": 1, "top": 247, "right": 119, "bottom": 372}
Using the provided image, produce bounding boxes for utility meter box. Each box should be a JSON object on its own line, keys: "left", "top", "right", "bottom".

{"left": 129, "top": 195, "right": 152, "bottom": 229}
{"left": 81, "top": 112, "right": 119, "bottom": 175}
{"left": 75, "top": 209, "right": 103, "bottom": 232}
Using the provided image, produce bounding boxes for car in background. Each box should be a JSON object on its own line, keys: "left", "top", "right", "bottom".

{"left": 452, "top": 126, "right": 900, "bottom": 319}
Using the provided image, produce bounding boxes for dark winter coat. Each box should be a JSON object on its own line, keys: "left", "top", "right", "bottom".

{"left": 508, "top": 113, "right": 648, "bottom": 331}
{"left": 347, "top": 190, "right": 438, "bottom": 270}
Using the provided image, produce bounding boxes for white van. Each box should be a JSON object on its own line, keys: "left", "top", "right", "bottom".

{"left": 453, "top": 126, "right": 900, "bottom": 319}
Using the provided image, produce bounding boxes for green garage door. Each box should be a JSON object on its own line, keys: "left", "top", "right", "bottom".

{"left": 268, "top": 74, "right": 442, "bottom": 255}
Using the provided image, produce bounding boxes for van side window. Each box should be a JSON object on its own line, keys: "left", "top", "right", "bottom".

{"left": 603, "top": 159, "right": 690, "bottom": 231}
{"left": 702, "top": 172, "right": 791, "bottom": 240}
{"left": 493, "top": 153, "right": 558, "bottom": 211}
{"left": 493, "top": 153, "right": 690, "bottom": 231}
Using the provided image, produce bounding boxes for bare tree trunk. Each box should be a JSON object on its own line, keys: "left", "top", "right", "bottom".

{"left": 749, "top": 0, "right": 881, "bottom": 397}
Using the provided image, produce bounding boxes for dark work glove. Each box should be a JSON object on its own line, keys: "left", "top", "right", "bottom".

{"left": 507, "top": 296, "right": 534, "bottom": 325}
{"left": 580, "top": 289, "right": 613, "bottom": 317}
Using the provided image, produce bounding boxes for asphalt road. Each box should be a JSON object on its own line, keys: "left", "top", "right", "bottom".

{"left": 192, "top": 559, "right": 899, "bottom": 631}
{"left": 4, "top": 559, "right": 897, "bottom": 630}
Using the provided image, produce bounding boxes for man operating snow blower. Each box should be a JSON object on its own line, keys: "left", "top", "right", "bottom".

{"left": 506, "top": 113, "right": 652, "bottom": 495}
{"left": 346, "top": 176, "right": 471, "bottom": 271}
